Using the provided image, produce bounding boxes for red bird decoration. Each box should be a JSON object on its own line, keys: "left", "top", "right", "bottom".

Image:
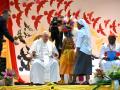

{"left": 118, "top": 23, "right": 120, "bottom": 27}
{"left": 55, "top": 9, "right": 63, "bottom": 17}
{"left": 25, "top": 2, "right": 34, "bottom": 17}
{"left": 66, "top": 9, "right": 71, "bottom": 17}
{"left": 97, "top": 24, "right": 106, "bottom": 36}
{"left": 104, "top": 19, "right": 110, "bottom": 28}
{"left": 33, "top": 15, "right": 43, "bottom": 30}
{"left": 16, "top": 12, "right": 23, "bottom": 27}
{"left": 57, "top": 0, "right": 64, "bottom": 9}
{"left": 44, "top": 9, "right": 55, "bottom": 24}
{"left": 64, "top": 0, "right": 73, "bottom": 11}
{"left": 92, "top": 17, "right": 101, "bottom": 29}
{"left": 14, "top": 0, "right": 21, "bottom": 12}
{"left": 83, "top": 12, "right": 91, "bottom": 24}
{"left": 87, "top": 11, "right": 94, "bottom": 21}
{"left": 73, "top": 10, "right": 80, "bottom": 19}
{"left": 50, "top": 0, "right": 55, "bottom": 6}
{"left": 110, "top": 20, "right": 117, "bottom": 33}
{"left": 37, "top": 0, "right": 48, "bottom": 14}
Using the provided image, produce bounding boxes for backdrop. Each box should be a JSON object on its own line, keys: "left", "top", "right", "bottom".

{"left": 1, "top": 0, "right": 120, "bottom": 83}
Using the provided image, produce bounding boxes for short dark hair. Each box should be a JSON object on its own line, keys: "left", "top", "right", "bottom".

{"left": 108, "top": 35, "right": 116, "bottom": 41}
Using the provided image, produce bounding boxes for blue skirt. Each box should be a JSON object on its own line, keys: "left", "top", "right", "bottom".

{"left": 74, "top": 51, "right": 92, "bottom": 75}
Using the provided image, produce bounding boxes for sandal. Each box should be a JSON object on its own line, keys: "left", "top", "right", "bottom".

{"left": 58, "top": 80, "right": 65, "bottom": 85}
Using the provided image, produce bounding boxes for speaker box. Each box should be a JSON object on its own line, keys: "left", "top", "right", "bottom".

{"left": 0, "top": 57, "right": 6, "bottom": 73}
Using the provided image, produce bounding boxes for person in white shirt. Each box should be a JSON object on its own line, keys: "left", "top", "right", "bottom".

{"left": 72, "top": 19, "right": 92, "bottom": 85}
{"left": 29, "top": 31, "right": 60, "bottom": 85}
{"left": 100, "top": 35, "right": 120, "bottom": 73}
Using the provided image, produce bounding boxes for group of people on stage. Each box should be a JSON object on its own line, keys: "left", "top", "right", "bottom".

{"left": 29, "top": 16, "right": 120, "bottom": 85}
{"left": 30, "top": 14, "right": 120, "bottom": 84}
{"left": 29, "top": 16, "right": 93, "bottom": 85}
{"left": 1, "top": 10, "right": 120, "bottom": 85}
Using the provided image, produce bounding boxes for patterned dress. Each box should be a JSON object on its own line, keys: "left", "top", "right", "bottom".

{"left": 60, "top": 37, "right": 75, "bottom": 74}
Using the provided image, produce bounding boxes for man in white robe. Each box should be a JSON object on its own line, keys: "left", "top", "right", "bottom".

{"left": 29, "top": 31, "right": 60, "bottom": 84}
{"left": 100, "top": 35, "right": 120, "bottom": 73}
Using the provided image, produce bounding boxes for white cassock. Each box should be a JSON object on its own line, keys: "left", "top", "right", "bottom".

{"left": 29, "top": 39, "right": 60, "bottom": 84}
{"left": 100, "top": 43, "right": 120, "bottom": 73}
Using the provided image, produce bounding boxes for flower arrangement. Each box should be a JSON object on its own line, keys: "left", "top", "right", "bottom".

{"left": 94, "top": 69, "right": 105, "bottom": 79}
{"left": 62, "top": 16, "right": 74, "bottom": 32}
{"left": 93, "top": 66, "right": 120, "bottom": 90}
{"left": 0, "top": 69, "right": 17, "bottom": 86}
{"left": 107, "top": 66, "right": 120, "bottom": 80}
{"left": 93, "top": 69, "right": 111, "bottom": 90}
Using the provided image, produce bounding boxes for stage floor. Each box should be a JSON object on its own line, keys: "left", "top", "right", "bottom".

{"left": 0, "top": 85, "right": 115, "bottom": 90}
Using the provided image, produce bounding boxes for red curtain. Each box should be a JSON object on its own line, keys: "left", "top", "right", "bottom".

{"left": 8, "top": 18, "right": 24, "bottom": 83}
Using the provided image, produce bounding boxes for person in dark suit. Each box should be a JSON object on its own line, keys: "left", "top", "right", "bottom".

{"left": 49, "top": 16, "right": 63, "bottom": 58}
{"left": 0, "top": 10, "right": 18, "bottom": 56}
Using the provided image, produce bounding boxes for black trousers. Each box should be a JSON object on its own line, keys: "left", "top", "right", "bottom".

{"left": 0, "top": 57, "right": 6, "bottom": 72}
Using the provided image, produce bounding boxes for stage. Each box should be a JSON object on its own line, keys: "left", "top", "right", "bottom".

{"left": 0, "top": 85, "right": 116, "bottom": 90}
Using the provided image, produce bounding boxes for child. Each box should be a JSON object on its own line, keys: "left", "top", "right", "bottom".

{"left": 59, "top": 32, "right": 75, "bottom": 84}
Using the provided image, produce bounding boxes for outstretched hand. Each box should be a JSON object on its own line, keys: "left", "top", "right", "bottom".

{"left": 91, "top": 55, "right": 99, "bottom": 60}
{"left": 102, "top": 57, "right": 109, "bottom": 60}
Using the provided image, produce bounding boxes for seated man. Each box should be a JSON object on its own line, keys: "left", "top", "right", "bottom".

{"left": 29, "top": 31, "right": 60, "bottom": 85}
{"left": 100, "top": 35, "right": 120, "bottom": 73}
